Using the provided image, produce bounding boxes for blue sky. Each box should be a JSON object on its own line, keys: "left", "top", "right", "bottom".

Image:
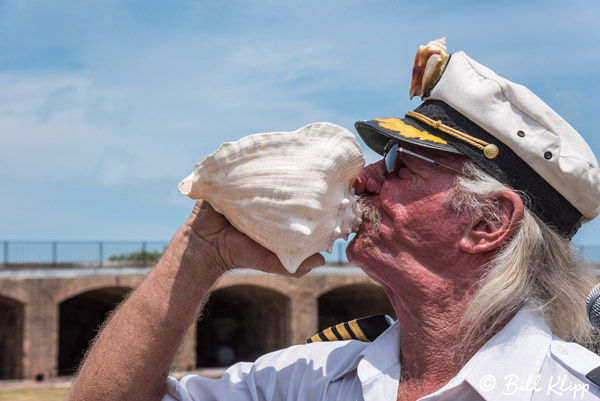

{"left": 2, "top": 0, "right": 600, "bottom": 251}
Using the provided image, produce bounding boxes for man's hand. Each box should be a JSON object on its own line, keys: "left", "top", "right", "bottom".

{"left": 66, "top": 200, "right": 324, "bottom": 401}
{"left": 186, "top": 199, "right": 325, "bottom": 276}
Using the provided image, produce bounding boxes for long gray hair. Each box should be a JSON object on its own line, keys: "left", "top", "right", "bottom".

{"left": 449, "top": 162, "right": 598, "bottom": 347}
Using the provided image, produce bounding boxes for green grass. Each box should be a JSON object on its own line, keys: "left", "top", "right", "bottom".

{"left": 0, "top": 387, "right": 70, "bottom": 401}
{"left": 0, "top": 372, "right": 222, "bottom": 400}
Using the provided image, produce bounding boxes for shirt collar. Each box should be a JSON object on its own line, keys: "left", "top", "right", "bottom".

{"left": 330, "top": 318, "right": 401, "bottom": 383}
{"left": 422, "top": 307, "right": 553, "bottom": 401}
{"left": 330, "top": 307, "right": 552, "bottom": 401}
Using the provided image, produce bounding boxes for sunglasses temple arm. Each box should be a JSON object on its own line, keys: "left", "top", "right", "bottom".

{"left": 397, "top": 146, "right": 471, "bottom": 177}
{"left": 399, "top": 147, "right": 469, "bottom": 177}
{"left": 431, "top": 161, "right": 463, "bottom": 175}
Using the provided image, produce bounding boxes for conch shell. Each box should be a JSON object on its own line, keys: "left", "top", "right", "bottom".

{"left": 178, "top": 122, "right": 365, "bottom": 273}
{"left": 410, "top": 37, "right": 450, "bottom": 99}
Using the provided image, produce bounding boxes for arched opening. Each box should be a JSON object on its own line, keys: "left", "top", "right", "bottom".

{"left": 0, "top": 295, "right": 24, "bottom": 379}
{"left": 196, "top": 285, "right": 290, "bottom": 368}
{"left": 58, "top": 287, "right": 130, "bottom": 376}
{"left": 318, "top": 284, "right": 395, "bottom": 331}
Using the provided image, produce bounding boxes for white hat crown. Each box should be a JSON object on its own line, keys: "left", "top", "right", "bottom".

{"left": 426, "top": 51, "right": 600, "bottom": 222}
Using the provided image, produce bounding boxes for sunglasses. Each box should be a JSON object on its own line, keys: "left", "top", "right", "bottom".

{"left": 383, "top": 141, "right": 471, "bottom": 178}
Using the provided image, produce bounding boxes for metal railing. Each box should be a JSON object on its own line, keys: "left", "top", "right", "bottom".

{"left": 0, "top": 240, "right": 351, "bottom": 268}
{"left": 1, "top": 240, "right": 599, "bottom": 269}
{"left": 0, "top": 240, "right": 169, "bottom": 268}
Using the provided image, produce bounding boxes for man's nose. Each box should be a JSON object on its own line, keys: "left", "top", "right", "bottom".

{"left": 353, "top": 161, "right": 385, "bottom": 196}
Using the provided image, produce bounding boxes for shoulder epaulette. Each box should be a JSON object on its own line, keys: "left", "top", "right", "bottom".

{"left": 550, "top": 338, "right": 600, "bottom": 389}
{"left": 586, "top": 366, "right": 600, "bottom": 388}
{"left": 307, "top": 314, "right": 391, "bottom": 343}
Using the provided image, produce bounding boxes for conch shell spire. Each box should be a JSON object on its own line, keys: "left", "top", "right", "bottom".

{"left": 178, "top": 122, "right": 365, "bottom": 273}
{"left": 409, "top": 37, "right": 450, "bottom": 99}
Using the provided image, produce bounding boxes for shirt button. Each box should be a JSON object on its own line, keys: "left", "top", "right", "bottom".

{"left": 556, "top": 344, "right": 569, "bottom": 355}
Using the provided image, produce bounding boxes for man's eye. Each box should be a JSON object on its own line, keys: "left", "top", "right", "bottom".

{"left": 393, "top": 159, "right": 410, "bottom": 176}
{"left": 396, "top": 158, "right": 410, "bottom": 170}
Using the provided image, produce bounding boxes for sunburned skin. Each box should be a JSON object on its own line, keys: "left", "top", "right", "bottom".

{"left": 346, "top": 146, "right": 520, "bottom": 400}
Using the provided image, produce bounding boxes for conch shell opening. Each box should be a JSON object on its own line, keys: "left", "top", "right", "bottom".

{"left": 410, "top": 37, "right": 450, "bottom": 99}
{"left": 178, "top": 122, "right": 365, "bottom": 273}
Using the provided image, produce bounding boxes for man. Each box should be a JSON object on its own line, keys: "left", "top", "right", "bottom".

{"left": 67, "top": 41, "right": 600, "bottom": 400}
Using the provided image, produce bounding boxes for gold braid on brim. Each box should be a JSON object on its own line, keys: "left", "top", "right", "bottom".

{"left": 405, "top": 111, "right": 499, "bottom": 159}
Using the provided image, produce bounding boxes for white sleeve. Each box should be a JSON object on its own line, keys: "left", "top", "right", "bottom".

{"left": 162, "top": 362, "right": 259, "bottom": 401}
{"left": 161, "top": 340, "right": 363, "bottom": 401}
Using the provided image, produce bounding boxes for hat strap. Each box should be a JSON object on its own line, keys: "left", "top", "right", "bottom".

{"left": 406, "top": 110, "right": 499, "bottom": 159}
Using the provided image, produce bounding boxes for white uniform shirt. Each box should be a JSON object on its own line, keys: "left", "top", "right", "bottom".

{"left": 163, "top": 308, "right": 600, "bottom": 400}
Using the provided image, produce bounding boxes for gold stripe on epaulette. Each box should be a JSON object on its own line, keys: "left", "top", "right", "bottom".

{"left": 335, "top": 322, "right": 352, "bottom": 340}
{"left": 322, "top": 327, "right": 338, "bottom": 341}
{"left": 309, "top": 333, "right": 322, "bottom": 343}
{"left": 348, "top": 319, "right": 368, "bottom": 342}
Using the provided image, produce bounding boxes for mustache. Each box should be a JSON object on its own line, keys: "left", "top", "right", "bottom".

{"left": 357, "top": 198, "right": 382, "bottom": 231}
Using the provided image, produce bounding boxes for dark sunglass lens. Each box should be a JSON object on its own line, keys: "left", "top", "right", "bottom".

{"left": 384, "top": 142, "right": 399, "bottom": 175}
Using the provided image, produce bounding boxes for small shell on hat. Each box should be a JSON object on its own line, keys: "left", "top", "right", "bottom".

{"left": 178, "top": 122, "right": 365, "bottom": 273}
{"left": 410, "top": 37, "right": 450, "bottom": 99}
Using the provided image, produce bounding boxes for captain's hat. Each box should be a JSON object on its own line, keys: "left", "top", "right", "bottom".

{"left": 355, "top": 38, "right": 600, "bottom": 238}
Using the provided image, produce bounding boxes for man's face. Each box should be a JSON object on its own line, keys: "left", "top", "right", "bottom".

{"left": 347, "top": 144, "right": 475, "bottom": 290}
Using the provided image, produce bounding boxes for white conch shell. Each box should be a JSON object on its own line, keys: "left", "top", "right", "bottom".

{"left": 410, "top": 37, "right": 450, "bottom": 99}
{"left": 178, "top": 122, "right": 365, "bottom": 273}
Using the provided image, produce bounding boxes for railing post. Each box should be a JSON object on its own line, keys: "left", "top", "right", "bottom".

{"left": 99, "top": 241, "right": 104, "bottom": 267}
{"left": 3, "top": 241, "right": 7, "bottom": 267}
{"left": 337, "top": 242, "right": 343, "bottom": 265}
{"left": 52, "top": 241, "right": 57, "bottom": 266}
{"left": 142, "top": 241, "right": 147, "bottom": 265}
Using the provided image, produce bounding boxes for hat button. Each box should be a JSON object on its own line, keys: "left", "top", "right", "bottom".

{"left": 544, "top": 151, "right": 553, "bottom": 160}
{"left": 556, "top": 344, "right": 569, "bottom": 355}
{"left": 484, "top": 144, "right": 499, "bottom": 159}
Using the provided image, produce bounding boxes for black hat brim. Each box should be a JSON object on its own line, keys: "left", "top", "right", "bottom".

{"left": 355, "top": 117, "right": 463, "bottom": 157}
{"left": 354, "top": 100, "right": 583, "bottom": 238}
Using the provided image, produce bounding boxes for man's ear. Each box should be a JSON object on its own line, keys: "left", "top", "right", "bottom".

{"left": 459, "top": 191, "right": 525, "bottom": 254}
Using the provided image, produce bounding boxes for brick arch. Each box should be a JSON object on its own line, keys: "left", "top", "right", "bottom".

{"left": 0, "top": 286, "right": 28, "bottom": 305}
{"left": 0, "top": 293, "right": 24, "bottom": 309}
{"left": 58, "top": 286, "right": 131, "bottom": 375}
{"left": 317, "top": 283, "right": 395, "bottom": 331}
{"left": 311, "top": 274, "right": 381, "bottom": 299}
{"left": 55, "top": 280, "right": 135, "bottom": 305}
{"left": 196, "top": 284, "right": 291, "bottom": 367}
{"left": 0, "top": 294, "right": 24, "bottom": 379}
{"left": 213, "top": 273, "right": 297, "bottom": 296}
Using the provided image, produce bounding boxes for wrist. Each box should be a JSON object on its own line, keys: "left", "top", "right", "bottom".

{"left": 167, "top": 225, "right": 230, "bottom": 285}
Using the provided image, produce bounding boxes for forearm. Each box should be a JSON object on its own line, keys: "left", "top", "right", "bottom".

{"left": 67, "top": 225, "right": 225, "bottom": 401}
